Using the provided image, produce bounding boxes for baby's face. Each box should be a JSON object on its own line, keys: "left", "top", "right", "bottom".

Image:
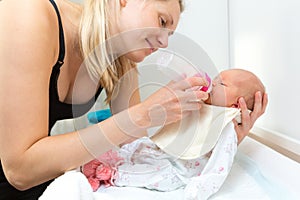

{"left": 206, "top": 70, "right": 243, "bottom": 108}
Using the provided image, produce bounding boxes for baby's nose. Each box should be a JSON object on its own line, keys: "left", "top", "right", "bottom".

{"left": 212, "top": 80, "right": 217, "bottom": 87}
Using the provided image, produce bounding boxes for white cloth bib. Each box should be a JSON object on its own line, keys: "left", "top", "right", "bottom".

{"left": 151, "top": 104, "right": 240, "bottom": 159}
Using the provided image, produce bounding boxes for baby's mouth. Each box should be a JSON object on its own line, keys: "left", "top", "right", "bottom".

{"left": 204, "top": 92, "right": 211, "bottom": 104}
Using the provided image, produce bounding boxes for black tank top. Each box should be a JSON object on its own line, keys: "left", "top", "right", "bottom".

{"left": 0, "top": 0, "right": 102, "bottom": 199}
{"left": 48, "top": 1, "right": 103, "bottom": 132}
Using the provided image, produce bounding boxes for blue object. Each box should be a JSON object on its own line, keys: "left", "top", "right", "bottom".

{"left": 87, "top": 109, "right": 112, "bottom": 124}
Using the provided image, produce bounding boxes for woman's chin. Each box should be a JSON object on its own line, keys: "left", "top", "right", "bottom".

{"left": 124, "top": 50, "right": 151, "bottom": 63}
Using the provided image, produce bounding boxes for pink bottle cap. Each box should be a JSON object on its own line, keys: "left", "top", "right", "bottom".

{"left": 200, "top": 73, "right": 211, "bottom": 92}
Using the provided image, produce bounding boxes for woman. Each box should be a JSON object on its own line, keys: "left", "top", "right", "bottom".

{"left": 0, "top": 0, "right": 267, "bottom": 199}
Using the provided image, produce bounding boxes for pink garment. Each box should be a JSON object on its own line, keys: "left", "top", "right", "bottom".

{"left": 81, "top": 150, "right": 124, "bottom": 191}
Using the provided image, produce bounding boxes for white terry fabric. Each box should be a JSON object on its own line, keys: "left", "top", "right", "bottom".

{"left": 151, "top": 104, "right": 240, "bottom": 159}
{"left": 39, "top": 170, "right": 94, "bottom": 200}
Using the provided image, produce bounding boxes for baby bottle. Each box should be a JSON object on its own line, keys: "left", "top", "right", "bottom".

{"left": 156, "top": 51, "right": 212, "bottom": 93}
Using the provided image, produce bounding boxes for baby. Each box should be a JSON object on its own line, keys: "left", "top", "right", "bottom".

{"left": 151, "top": 68, "right": 266, "bottom": 160}
{"left": 82, "top": 68, "right": 265, "bottom": 199}
{"left": 205, "top": 68, "right": 265, "bottom": 111}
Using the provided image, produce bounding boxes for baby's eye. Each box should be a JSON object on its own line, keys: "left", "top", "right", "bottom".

{"left": 220, "top": 82, "right": 226, "bottom": 86}
{"left": 160, "top": 17, "right": 167, "bottom": 28}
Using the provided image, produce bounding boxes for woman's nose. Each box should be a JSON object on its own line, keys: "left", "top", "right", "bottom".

{"left": 157, "top": 29, "right": 169, "bottom": 48}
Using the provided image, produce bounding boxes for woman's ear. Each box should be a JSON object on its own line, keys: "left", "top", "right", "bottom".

{"left": 120, "top": 0, "right": 127, "bottom": 7}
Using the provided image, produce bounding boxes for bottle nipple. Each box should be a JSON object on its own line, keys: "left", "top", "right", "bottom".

{"left": 200, "top": 72, "right": 212, "bottom": 92}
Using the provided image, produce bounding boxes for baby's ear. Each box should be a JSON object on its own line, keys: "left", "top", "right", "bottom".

{"left": 231, "top": 103, "right": 239, "bottom": 108}
{"left": 120, "top": 0, "right": 127, "bottom": 7}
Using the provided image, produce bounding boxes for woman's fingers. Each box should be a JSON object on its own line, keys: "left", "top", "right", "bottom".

{"left": 168, "top": 89, "right": 208, "bottom": 114}
{"left": 182, "top": 101, "right": 203, "bottom": 111}
{"left": 250, "top": 91, "right": 268, "bottom": 122}
{"left": 239, "top": 97, "right": 250, "bottom": 127}
{"left": 171, "top": 76, "right": 208, "bottom": 91}
{"left": 233, "top": 97, "right": 251, "bottom": 144}
{"left": 251, "top": 91, "right": 262, "bottom": 119}
{"left": 234, "top": 91, "right": 269, "bottom": 145}
{"left": 181, "top": 90, "right": 209, "bottom": 103}
{"left": 142, "top": 75, "right": 210, "bottom": 126}
{"left": 262, "top": 93, "right": 268, "bottom": 114}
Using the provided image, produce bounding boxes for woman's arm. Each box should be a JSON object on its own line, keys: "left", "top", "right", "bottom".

{"left": 233, "top": 91, "right": 268, "bottom": 144}
{"left": 0, "top": 1, "right": 133, "bottom": 189}
{"left": 110, "top": 68, "right": 141, "bottom": 114}
{"left": 0, "top": 0, "right": 89, "bottom": 190}
{"left": 109, "top": 67, "right": 144, "bottom": 144}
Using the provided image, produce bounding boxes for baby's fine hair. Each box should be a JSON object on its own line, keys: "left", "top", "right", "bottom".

{"left": 236, "top": 69, "right": 265, "bottom": 111}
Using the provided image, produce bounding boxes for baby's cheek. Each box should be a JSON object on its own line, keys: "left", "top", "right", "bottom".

{"left": 215, "top": 88, "right": 228, "bottom": 106}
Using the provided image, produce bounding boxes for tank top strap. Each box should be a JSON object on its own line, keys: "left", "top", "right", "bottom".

{"left": 49, "top": 0, "right": 65, "bottom": 66}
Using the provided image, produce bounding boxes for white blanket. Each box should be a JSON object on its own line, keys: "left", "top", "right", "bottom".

{"left": 113, "top": 121, "right": 237, "bottom": 199}
{"left": 39, "top": 123, "right": 279, "bottom": 200}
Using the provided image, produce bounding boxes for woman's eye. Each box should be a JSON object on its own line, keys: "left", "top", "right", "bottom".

{"left": 160, "top": 17, "right": 167, "bottom": 28}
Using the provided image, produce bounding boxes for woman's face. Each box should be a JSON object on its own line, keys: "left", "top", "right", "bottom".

{"left": 114, "top": 0, "right": 181, "bottom": 62}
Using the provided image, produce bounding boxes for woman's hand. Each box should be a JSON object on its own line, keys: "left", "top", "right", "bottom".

{"left": 112, "top": 76, "right": 209, "bottom": 139}
{"left": 233, "top": 91, "right": 268, "bottom": 144}
{"left": 124, "top": 77, "right": 208, "bottom": 127}
{"left": 141, "top": 76, "right": 209, "bottom": 127}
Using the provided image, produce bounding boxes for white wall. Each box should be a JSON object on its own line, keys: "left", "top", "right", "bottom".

{"left": 229, "top": 0, "right": 300, "bottom": 143}
{"left": 167, "top": 0, "right": 300, "bottom": 150}
{"left": 176, "top": 0, "right": 229, "bottom": 70}
{"left": 138, "top": 0, "right": 230, "bottom": 101}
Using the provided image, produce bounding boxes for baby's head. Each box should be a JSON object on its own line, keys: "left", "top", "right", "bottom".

{"left": 204, "top": 69, "right": 265, "bottom": 111}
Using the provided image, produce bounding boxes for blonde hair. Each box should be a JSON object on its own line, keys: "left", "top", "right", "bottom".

{"left": 79, "top": 0, "right": 184, "bottom": 103}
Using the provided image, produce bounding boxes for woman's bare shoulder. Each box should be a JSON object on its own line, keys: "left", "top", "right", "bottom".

{"left": 0, "top": 0, "right": 61, "bottom": 70}
{"left": 0, "top": 0, "right": 57, "bottom": 19}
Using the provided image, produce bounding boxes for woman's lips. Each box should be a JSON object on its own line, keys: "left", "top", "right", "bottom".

{"left": 145, "top": 38, "right": 155, "bottom": 53}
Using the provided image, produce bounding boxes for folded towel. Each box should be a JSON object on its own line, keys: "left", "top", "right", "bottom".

{"left": 39, "top": 170, "right": 93, "bottom": 200}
